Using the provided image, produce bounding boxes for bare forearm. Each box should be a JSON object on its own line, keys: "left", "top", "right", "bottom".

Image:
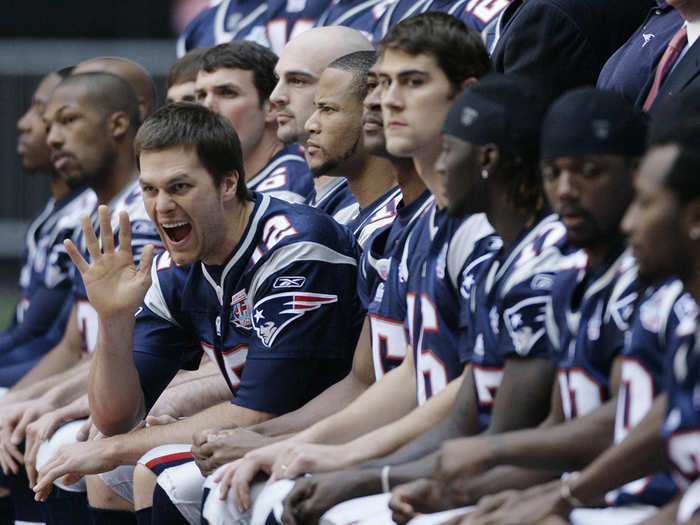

{"left": 249, "top": 370, "right": 369, "bottom": 437}
{"left": 165, "top": 358, "right": 217, "bottom": 388}
{"left": 41, "top": 363, "right": 90, "bottom": 408}
{"left": 53, "top": 394, "right": 90, "bottom": 422}
{"left": 487, "top": 398, "right": 616, "bottom": 473}
{"left": 342, "top": 374, "right": 461, "bottom": 466}
{"left": 295, "top": 357, "right": 416, "bottom": 445}
{"left": 569, "top": 394, "right": 667, "bottom": 505}
{"left": 461, "top": 466, "right": 559, "bottom": 503}
{"left": 89, "top": 314, "right": 144, "bottom": 436}
{"left": 151, "top": 372, "right": 231, "bottom": 419}
{"left": 14, "top": 342, "right": 83, "bottom": 392}
{"left": 104, "top": 401, "right": 274, "bottom": 465}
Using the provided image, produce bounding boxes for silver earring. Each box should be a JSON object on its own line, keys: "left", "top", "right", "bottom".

{"left": 690, "top": 227, "right": 700, "bottom": 240}
{"left": 481, "top": 169, "right": 489, "bottom": 179}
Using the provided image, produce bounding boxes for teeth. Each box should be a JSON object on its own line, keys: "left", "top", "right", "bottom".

{"left": 161, "top": 222, "right": 189, "bottom": 229}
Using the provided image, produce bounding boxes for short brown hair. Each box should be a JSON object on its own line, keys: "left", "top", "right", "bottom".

{"left": 379, "top": 12, "right": 491, "bottom": 96}
{"left": 200, "top": 41, "right": 278, "bottom": 107}
{"left": 134, "top": 102, "right": 252, "bottom": 200}
{"left": 167, "top": 47, "right": 208, "bottom": 88}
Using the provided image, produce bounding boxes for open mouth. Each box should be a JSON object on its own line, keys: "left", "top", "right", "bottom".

{"left": 161, "top": 221, "right": 192, "bottom": 243}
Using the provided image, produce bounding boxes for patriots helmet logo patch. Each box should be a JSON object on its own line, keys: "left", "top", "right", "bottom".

{"left": 252, "top": 292, "right": 338, "bottom": 347}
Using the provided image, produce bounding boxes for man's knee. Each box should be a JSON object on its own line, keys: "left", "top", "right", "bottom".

{"left": 87, "top": 475, "right": 134, "bottom": 512}
{"left": 133, "top": 464, "right": 158, "bottom": 511}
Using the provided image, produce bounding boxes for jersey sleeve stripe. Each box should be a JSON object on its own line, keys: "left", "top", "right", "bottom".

{"left": 144, "top": 255, "right": 181, "bottom": 326}
{"left": 247, "top": 240, "right": 357, "bottom": 306}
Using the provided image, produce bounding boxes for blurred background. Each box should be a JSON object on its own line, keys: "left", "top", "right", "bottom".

{"left": 0, "top": 0, "right": 208, "bottom": 326}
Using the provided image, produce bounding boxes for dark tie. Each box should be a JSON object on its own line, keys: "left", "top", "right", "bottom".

{"left": 643, "top": 25, "right": 688, "bottom": 111}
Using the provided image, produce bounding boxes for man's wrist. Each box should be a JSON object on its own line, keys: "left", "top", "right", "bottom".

{"left": 559, "top": 471, "right": 584, "bottom": 509}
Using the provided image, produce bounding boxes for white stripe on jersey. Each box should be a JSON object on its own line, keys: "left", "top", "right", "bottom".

{"left": 500, "top": 215, "right": 567, "bottom": 297}
{"left": 319, "top": 0, "right": 389, "bottom": 25}
{"left": 312, "top": 178, "right": 347, "bottom": 207}
{"left": 246, "top": 154, "right": 306, "bottom": 189}
{"left": 264, "top": 190, "right": 306, "bottom": 204}
{"left": 247, "top": 240, "right": 358, "bottom": 307}
{"left": 201, "top": 194, "right": 271, "bottom": 305}
{"left": 604, "top": 251, "right": 638, "bottom": 331}
{"left": 545, "top": 297, "right": 560, "bottom": 351}
{"left": 144, "top": 255, "right": 182, "bottom": 327}
{"left": 214, "top": 0, "right": 268, "bottom": 44}
{"left": 654, "top": 280, "right": 685, "bottom": 346}
{"left": 447, "top": 212, "right": 495, "bottom": 289}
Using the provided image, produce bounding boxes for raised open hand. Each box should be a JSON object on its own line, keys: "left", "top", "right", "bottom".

{"left": 64, "top": 205, "right": 154, "bottom": 318}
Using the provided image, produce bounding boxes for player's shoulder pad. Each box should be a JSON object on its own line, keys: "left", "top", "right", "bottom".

{"left": 447, "top": 212, "right": 499, "bottom": 288}
{"left": 502, "top": 215, "right": 571, "bottom": 296}
{"left": 247, "top": 198, "right": 358, "bottom": 305}
{"left": 176, "top": 3, "right": 217, "bottom": 56}
{"left": 603, "top": 250, "right": 638, "bottom": 331}
{"left": 143, "top": 251, "right": 192, "bottom": 326}
{"left": 638, "top": 280, "right": 685, "bottom": 342}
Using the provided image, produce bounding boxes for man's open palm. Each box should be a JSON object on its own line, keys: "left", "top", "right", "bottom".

{"left": 64, "top": 205, "right": 154, "bottom": 318}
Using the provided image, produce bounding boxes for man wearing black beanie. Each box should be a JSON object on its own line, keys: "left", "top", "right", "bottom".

{"left": 390, "top": 88, "right": 665, "bottom": 525}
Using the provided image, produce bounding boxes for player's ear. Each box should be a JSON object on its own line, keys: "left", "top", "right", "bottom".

{"left": 220, "top": 170, "right": 239, "bottom": 202}
{"left": 481, "top": 143, "right": 499, "bottom": 173}
{"left": 107, "top": 111, "right": 130, "bottom": 140}
{"left": 263, "top": 99, "right": 277, "bottom": 125}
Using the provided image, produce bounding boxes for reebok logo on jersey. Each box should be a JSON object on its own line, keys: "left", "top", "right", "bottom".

{"left": 252, "top": 292, "right": 338, "bottom": 347}
{"left": 273, "top": 276, "right": 306, "bottom": 289}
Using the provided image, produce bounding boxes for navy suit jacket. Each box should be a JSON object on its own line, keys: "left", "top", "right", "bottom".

{"left": 647, "top": 37, "right": 700, "bottom": 114}
{"left": 492, "top": 0, "right": 653, "bottom": 98}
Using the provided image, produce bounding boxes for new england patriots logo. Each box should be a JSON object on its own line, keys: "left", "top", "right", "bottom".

{"left": 252, "top": 292, "right": 338, "bottom": 347}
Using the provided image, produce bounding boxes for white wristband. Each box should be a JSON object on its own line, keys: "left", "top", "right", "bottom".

{"left": 381, "top": 465, "right": 391, "bottom": 493}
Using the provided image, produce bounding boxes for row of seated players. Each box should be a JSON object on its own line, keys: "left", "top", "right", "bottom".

{"left": 30, "top": 75, "right": 700, "bottom": 525}
{"left": 179, "top": 0, "right": 699, "bottom": 116}
{"left": 0, "top": 15, "right": 412, "bottom": 525}
{"left": 8, "top": 0, "right": 697, "bottom": 397}
{"left": 3, "top": 9, "right": 700, "bottom": 525}
{"left": 143, "top": 85, "right": 700, "bottom": 525}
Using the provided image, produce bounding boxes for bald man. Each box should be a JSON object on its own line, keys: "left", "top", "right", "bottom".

{"left": 269, "top": 26, "right": 375, "bottom": 224}
{"left": 73, "top": 57, "right": 157, "bottom": 120}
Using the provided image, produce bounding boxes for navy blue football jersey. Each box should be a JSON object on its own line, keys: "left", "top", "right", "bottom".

{"left": 0, "top": 187, "right": 96, "bottom": 354}
{"left": 73, "top": 179, "right": 162, "bottom": 356}
{"left": 247, "top": 144, "right": 313, "bottom": 204}
{"left": 362, "top": 191, "right": 434, "bottom": 380}
{"left": 596, "top": 2, "right": 683, "bottom": 105}
{"left": 347, "top": 185, "right": 401, "bottom": 249}
{"left": 662, "top": 294, "right": 700, "bottom": 495}
{"left": 372, "top": 0, "right": 509, "bottom": 42}
{"left": 305, "top": 178, "right": 360, "bottom": 225}
{"left": 547, "top": 248, "right": 638, "bottom": 421}
{"left": 177, "top": 0, "right": 270, "bottom": 56}
{"left": 265, "top": 0, "right": 328, "bottom": 55}
{"left": 403, "top": 207, "right": 501, "bottom": 405}
{"left": 468, "top": 214, "right": 572, "bottom": 429}
{"left": 605, "top": 279, "right": 686, "bottom": 507}
{"left": 316, "top": 0, "right": 397, "bottom": 40}
{"left": 133, "top": 193, "right": 364, "bottom": 415}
